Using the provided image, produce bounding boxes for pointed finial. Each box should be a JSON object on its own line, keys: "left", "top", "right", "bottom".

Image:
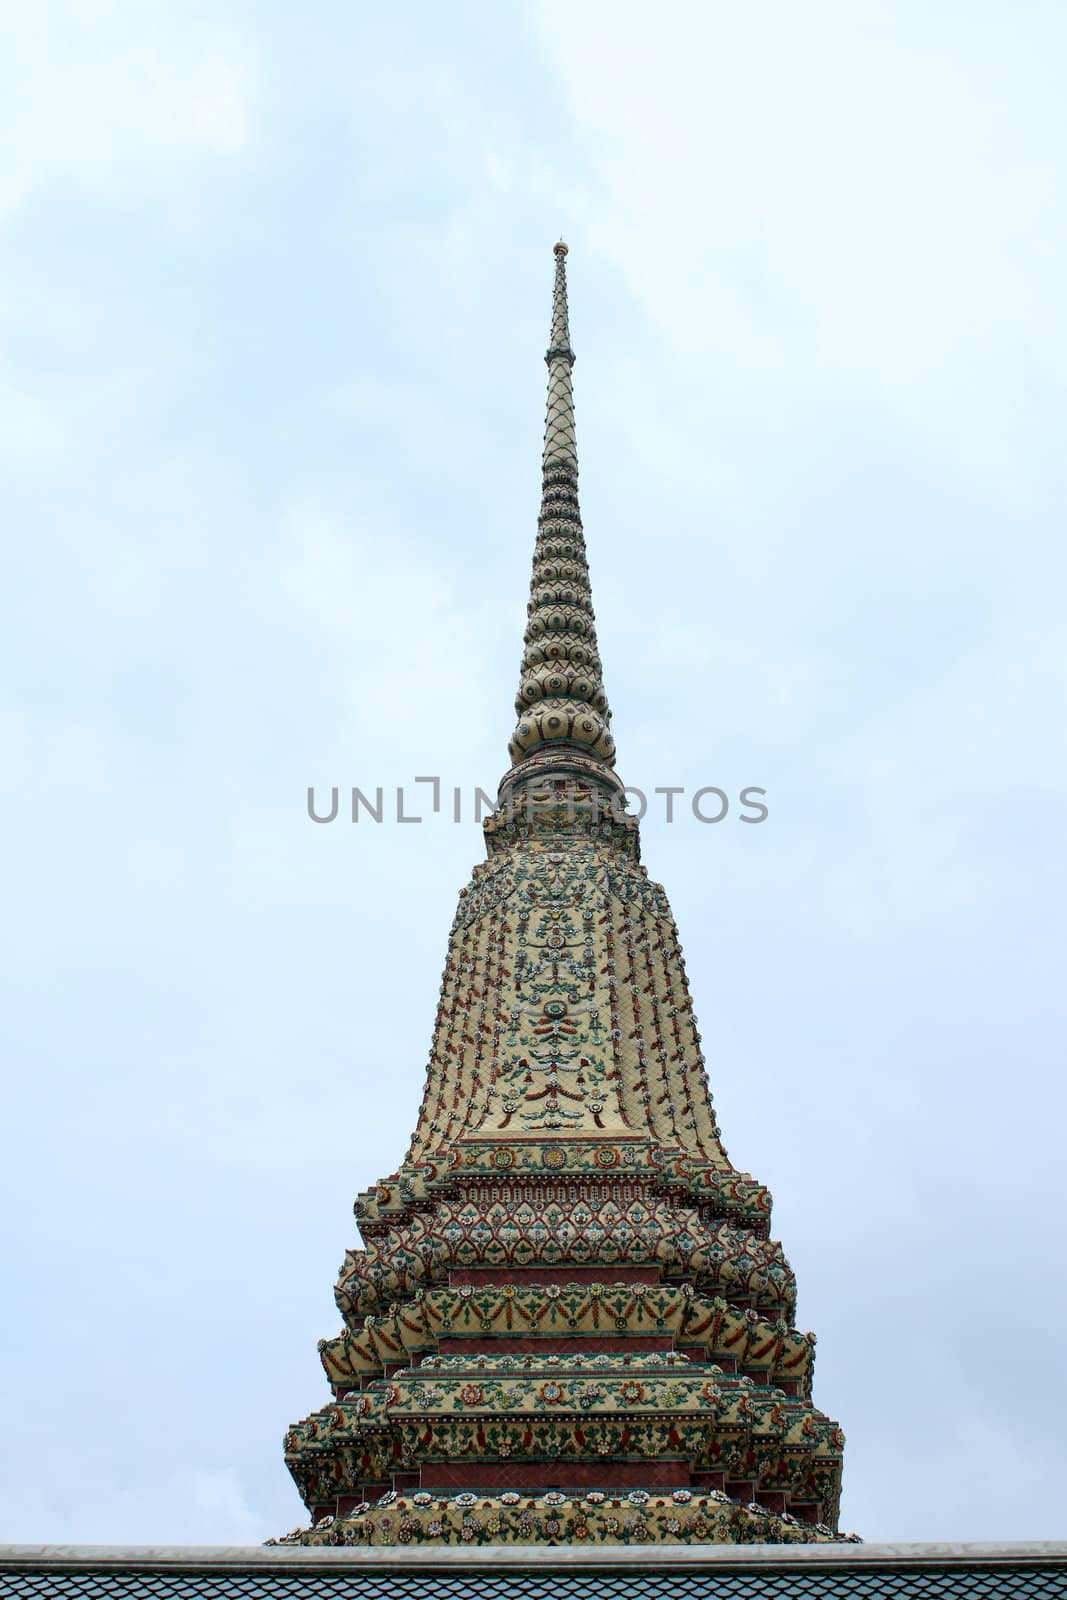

{"left": 500, "top": 244, "right": 619, "bottom": 797}
{"left": 545, "top": 242, "right": 574, "bottom": 370}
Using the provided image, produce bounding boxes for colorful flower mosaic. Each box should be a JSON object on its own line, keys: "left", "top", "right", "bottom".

{"left": 270, "top": 1491, "right": 859, "bottom": 1548}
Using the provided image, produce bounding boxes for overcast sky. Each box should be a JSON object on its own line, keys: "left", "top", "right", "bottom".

{"left": 2, "top": 0, "right": 1065, "bottom": 1548}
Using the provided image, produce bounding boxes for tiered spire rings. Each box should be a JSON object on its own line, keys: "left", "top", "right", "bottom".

{"left": 503, "top": 242, "right": 619, "bottom": 797}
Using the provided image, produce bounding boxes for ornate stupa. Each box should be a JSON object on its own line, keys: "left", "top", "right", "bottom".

{"left": 278, "top": 244, "right": 849, "bottom": 1549}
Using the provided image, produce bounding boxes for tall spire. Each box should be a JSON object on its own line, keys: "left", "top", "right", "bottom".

{"left": 544, "top": 239, "right": 577, "bottom": 472}
{"left": 278, "top": 242, "right": 850, "bottom": 1552}
{"left": 503, "top": 243, "right": 619, "bottom": 796}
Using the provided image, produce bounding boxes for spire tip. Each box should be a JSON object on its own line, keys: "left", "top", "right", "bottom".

{"left": 501, "top": 237, "right": 619, "bottom": 795}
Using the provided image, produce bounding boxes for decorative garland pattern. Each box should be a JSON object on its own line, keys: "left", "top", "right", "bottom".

{"left": 271, "top": 1489, "right": 859, "bottom": 1549}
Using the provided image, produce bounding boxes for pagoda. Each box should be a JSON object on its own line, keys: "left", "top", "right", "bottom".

{"left": 279, "top": 244, "right": 850, "bottom": 1549}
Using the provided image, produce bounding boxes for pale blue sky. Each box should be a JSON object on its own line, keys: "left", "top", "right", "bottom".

{"left": 2, "top": 0, "right": 1065, "bottom": 1546}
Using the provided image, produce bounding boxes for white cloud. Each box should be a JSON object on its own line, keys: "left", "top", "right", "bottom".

{"left": 0, "top": 2, "right": 252, "bottom": 220}
{"left": 834, "top": 614, "right": 1067, "bottom": 933}
{"left": 274, "top": 500, "right": 500, "bottom": 772}
{"left": 532, "top": 0, "right": 1067, "bottom": 494}
{"left": 10, "top": 1467, "right": 269, "bottom": 1545}
{"left": 848, "top": 1413, "right": 1065, "bottom": 1542}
